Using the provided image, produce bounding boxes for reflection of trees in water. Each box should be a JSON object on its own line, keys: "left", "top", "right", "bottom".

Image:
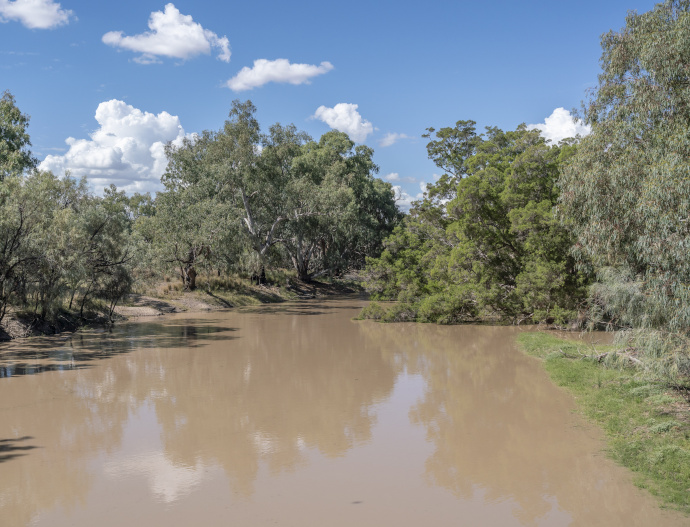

{"left": 2, "top": 308, "right": 676, "bottom": 526}
{"left": 0, "top": 359, "right": 137, "bottom": 526}
{"left": 0, "top": 304, "right": 399, "bottom": 521}
{"left": 152, "top": 310, "right": 398, "bottom": 496}
{"left": 0, "top": 319, "right": 242, "bottom": 525}
{"left": 359, "top": 322, "right": 679, "bottom": 526}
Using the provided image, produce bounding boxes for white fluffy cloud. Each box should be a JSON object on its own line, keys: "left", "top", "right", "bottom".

{"left": 39, "top": 99, "right": 187, "bottom": 194}
{"left": 102, "top": 3, "right": 230, "bottom": 64}
{"left": 527, "top": 107, "right": 591, "bottom": 143}
{"left": 0, "top": 0, "right": 72, "bottom": 29}
{"left": 312, "top": 103, "right": 373, "bottom": 143}
{"left": 379, "top": 132, "right": 411, "bottom": 148}
{"left": 226, "top": 58, "right": 333, "bottom": 91}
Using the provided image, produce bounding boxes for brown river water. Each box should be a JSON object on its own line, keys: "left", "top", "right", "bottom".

{"left": 0, "top": 297, "right": 688, "bottom": 526}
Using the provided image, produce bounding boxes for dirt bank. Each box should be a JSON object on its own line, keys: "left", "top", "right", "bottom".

{"left": 0, "top": 278, "right": 362, "bottom": 341}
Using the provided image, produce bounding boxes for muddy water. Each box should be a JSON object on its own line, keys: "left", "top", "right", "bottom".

{"left": 0, "top": 298, "right": 687, "bottom": 526}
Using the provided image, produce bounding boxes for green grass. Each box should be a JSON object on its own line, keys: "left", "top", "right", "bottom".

{"left": 518, "top": 332, "right": 690, "bottom": 514}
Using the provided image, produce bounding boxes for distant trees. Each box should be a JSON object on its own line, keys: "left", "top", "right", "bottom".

{"left": 559, "top": 0, "right": 690, "bottom": 380}
{"left": 0, "top": 90, "right": 399, "bottom": 330}
{"left": 362, "top": 122, "right": 588, "bottom": 324}
{"left": 151, "top": 100, "right": 400, "bottom": 287}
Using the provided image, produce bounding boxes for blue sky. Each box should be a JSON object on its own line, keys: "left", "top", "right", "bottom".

{"left": 1, "top": 0, "right": 659, "bottom": 208}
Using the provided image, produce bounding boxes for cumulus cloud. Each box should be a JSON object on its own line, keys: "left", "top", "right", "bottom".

{"left": 39, "top": 99, "right": 187, "bottom": 194}
{"left": 527, "top": 107, "right": 591, "bottom": 143}
{"left": 102, "top": 3, "right": 230, "bottom": 64}
{"left": 226, "top": 58, "right": 333, "bottom": 91}
{"left": 0, "top": 0, "right": 73, "bottom": 29}
{"left": 379, "top": 132, "right": 411, "bottom": 148}
{"left": 312, "top": 103, "right": 373, "bottom": 143}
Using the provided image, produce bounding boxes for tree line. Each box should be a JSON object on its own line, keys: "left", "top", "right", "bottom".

{"left": 0, "top": 94, "right": 400, "bottom": 326}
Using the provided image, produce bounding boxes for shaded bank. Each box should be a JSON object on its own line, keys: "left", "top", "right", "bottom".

{"left": 0, "top": 276, "right": 361, "bottom": 341}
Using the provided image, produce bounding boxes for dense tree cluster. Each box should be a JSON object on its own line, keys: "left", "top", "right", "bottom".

{"left": 361, "top": 0, "right": 690, "bottom": 383}
{"left": 0, "top": 172, "right": 138, "bottom": 324}
{"left": 361, "top": 123, "right": 589, "bottom": 324}
{"left": 140, "top": 100, "right": 400, "bottom": 287}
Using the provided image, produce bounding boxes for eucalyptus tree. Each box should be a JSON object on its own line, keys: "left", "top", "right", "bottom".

{"left": 280, "top": 131, "right": 400, "bottom": 281}
{"left": 148, "top": 131, "right": 237, "bottom": 289}
{"left": 157, "top": 101, "right": 398, "bottom": 284}
{"left": 210, "top": 101, "right": 296, "bottom": 264}
{"left": 156, "top": 103, "right": 312, "bottom": 286}
{"left": 559, "top": 0, "right": 690, "bottom": 380}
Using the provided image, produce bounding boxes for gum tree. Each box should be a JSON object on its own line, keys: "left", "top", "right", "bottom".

{"left": 559, "top": 0, "right": 690, "bottom": 380}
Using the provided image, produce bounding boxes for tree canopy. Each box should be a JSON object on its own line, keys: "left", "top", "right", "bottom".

{"left": 151, "top": 100, "right": 400, "bottom": 286}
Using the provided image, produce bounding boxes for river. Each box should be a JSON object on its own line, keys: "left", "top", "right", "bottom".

{"left": 0, "top": 297, "right": 687, "bottom": 526}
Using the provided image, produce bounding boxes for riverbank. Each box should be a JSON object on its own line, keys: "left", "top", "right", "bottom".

{"left": 0, "top": 276, "right": 363, "bottom": 340}
{"left": 518, "top": 332, "right": 690, "bottom": 515}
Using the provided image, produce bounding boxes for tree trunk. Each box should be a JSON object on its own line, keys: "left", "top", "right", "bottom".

{"left": 180, "top": 265, "right": 197, "bottom": 291}
{"left": 188, "top": 267, "right": 196, "bottom": 290}
{"left": 297, "top": 266, "right": 310, "bottom": 282}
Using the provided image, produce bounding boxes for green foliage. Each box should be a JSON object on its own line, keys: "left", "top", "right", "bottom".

{"left": 153, "top": 100, "right": 400, "bottom": 285}
{"left": 0, "top": 90, "right": 36, "bottom": 180}
{"left": 559, "top": 0, "right": 690, "bottom": 382}
{"left": 518, "top": 332, "right": 690, "bottom": 513}
{"left": 363, "top": 122, "right": 588, "bottom": 324}
{"left": 356, "top": 301, "right": 417, "bottom": 322}
{"left": 0, "top": 172, "right": 136, "bottom": 322}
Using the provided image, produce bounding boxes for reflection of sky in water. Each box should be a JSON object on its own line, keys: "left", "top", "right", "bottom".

{"left": 101, "top": 402, "right": 206, "bottom": 505}
{"left": 104, "top": 451, "right": 205, "bottom": 504}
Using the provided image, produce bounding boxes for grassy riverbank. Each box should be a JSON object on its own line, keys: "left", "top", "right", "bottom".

{"left": 518, "top": 332, "right": 690, "bottom": 514}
